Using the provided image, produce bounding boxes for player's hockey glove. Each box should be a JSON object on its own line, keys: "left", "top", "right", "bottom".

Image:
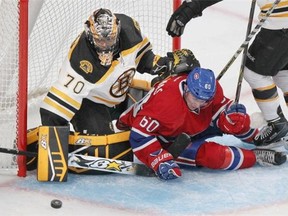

{"left": 218, "top": 103, "right": 251, "bottom": 135}
{"left": 148, "top": 148, "right": 181, "bottom": 180}
{"left": 166, "top": 1, "right": 202, "bottom": 37}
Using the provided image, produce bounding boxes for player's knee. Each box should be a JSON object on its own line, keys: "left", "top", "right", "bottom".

{"left": 196, "top": 142, "right": 256, "bottom": 170}
{"left": 196, "top": 141, "right": 227, "bottom": 169}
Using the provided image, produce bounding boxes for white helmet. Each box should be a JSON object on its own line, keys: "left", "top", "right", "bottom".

{"left": 85, "top": 8, "right": 120, "bottom": 66}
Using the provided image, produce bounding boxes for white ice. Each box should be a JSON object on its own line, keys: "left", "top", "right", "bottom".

{"left": 1, "top": 0, "right": 288, "bottom": 215}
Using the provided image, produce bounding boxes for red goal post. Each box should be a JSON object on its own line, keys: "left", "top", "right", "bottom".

{"left": 0, "top": 0, "right": 181, "bottom": 177}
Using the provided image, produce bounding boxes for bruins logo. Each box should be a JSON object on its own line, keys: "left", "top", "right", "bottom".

{"left": 132, "top": 18, "right": 141, "bottom": 33}
{"left": 80, "top": 60, "right": 93, "bottom": 74}
{"left": 110, "top": 69, "right": 135, "bottom": 98}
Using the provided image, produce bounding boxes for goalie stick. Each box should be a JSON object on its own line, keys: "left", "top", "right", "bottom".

{"left": 69, "top": 132, "right": 191, "bottom": 176}
{"left": 0, "top": 132, "right": 192, "bottom": 177}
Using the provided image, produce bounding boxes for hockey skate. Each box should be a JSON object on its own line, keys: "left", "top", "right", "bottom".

{"left": 253, "top": 118, "right": 288, "bottom": 149}
{"left": 253, "top": 149, "right": 287, "bottom": 166}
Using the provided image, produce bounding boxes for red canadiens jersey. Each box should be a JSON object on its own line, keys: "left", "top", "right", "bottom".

{"left": 119, "top": 74, "right": 232, "bottom": 163}
{"left": 121, "top": 74, "right": 231, "bottom": 137}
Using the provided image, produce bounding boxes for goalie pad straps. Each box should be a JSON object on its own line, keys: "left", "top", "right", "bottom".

{"left": 69, "top": 131, "right": 130, "bottom": 146}
{"left": 37, "top": 126, "right": 69, "bottom": 182}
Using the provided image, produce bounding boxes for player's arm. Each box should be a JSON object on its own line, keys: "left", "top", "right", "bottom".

{"left": 137, "top": 50, "right": 173, "bottom": 75}
{"left": 138, "top": 48, "right": 200, "bottom": 87}
{"left": 167, "top": 0, "right": 223, "bottom": 37}
{"left": 129, "top": 118, "right": 181, "bottom": 181}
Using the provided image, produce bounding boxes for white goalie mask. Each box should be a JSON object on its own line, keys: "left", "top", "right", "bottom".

{"left": 85, "top": 8, "right": 120, "bottom": 67}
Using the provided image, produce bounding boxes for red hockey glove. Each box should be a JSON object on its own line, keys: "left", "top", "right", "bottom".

{"left": 218, "top": 103, "right": 251, "bottom": 135}
{"left": 148, "top": 149, "right": 181, "bottom": 180}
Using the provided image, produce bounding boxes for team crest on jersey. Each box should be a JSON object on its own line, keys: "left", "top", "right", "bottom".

{"left": 110, "top": 68, "right": 135, "bottom": 98}
{"left": 80, "top": 60, "right": 93, "bottom": 74}
{"left": 132, "top": 18, "right": 141, "bottom": 33}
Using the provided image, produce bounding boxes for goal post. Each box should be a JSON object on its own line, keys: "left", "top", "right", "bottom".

{"left": 0, "top": 0, "right": 181, "bottom": 177}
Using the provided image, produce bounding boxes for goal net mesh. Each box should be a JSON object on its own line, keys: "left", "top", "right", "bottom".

{"left": 0, "top": 0, "right": 179, "bottom": 175}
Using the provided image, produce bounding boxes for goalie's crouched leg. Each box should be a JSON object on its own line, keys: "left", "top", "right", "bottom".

{"left": 68, "top": 131, "right": 133, "bottom": 175}
{"left": 26, "top": 128, "right": 133, "bottom": 175}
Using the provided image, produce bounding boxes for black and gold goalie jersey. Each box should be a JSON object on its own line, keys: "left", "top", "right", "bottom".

{"left": 40, "top": 14, "right": 156, "bottom": 125}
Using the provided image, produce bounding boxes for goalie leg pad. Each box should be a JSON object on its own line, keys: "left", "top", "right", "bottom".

{"left": 37, "top": 126, "right": 69, "bottom": 182}
{"left": 68, "top": 131, "right": 133, "bottom": 175}
{"left": 27, "top": 127, "right": 39, "bottom": 171}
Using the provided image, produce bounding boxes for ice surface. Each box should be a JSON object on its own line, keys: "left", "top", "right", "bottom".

{"left": 1, "top": 0, "right": 288, "bottom": 215}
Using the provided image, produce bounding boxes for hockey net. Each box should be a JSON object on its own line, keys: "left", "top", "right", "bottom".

{"left": 0, "top": 0, "right": 181, "bottom": 176}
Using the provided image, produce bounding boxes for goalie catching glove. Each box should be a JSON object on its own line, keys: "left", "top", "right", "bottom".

{"left": 168, "top": 48, "right": 200, "bottom": 74}
{"left": 151, "top": 49, "right": 200, "bottom": 86}
{"left": 148, "top": 148, "right": 181, "bottom": 180}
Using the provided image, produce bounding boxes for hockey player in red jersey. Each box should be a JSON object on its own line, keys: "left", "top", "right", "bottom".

{"left": 117, "top": 66, "right": 287, "bottom": 180}
{"left": 166, "top": 0, "right": 288, "bottom": 148}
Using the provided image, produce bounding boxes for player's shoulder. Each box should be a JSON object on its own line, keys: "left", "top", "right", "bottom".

{"left": 212, "top": 80, "right": 229, "bottom": 105}
{"left": 67, "top": 32, "right": 108, "bottom": 83}
{"left": 153, "top": 75, "right": 186, "bottom": 98}
{"left": 163, "top": 74, "right": 187, "bottom": 89}
{"left": 215, "top": 80, "right": 224, "bottom": 96}
{"left": 115, "top": 13, "right": 143, "bottom": 49}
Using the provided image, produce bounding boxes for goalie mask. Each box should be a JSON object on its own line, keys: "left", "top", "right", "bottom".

{"left": 85, "top": 8, "right": 120, "bottom": 66}
{"left": 186, "top": 67, "right": 216, "bottom": 101}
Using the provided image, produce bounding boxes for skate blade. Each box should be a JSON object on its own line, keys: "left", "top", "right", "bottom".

{"left": 256, "top": 136, "right": 288, "bottom": 150}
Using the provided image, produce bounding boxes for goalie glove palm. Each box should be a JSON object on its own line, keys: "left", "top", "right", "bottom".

{"left": 168, "top": 49, "right": 200, "bottom": 74}
{"left": 151, "top": 55, "right": 173, "bottom": 75}
{"left": 151, "top": 49, "right": 200, "bottom": 87}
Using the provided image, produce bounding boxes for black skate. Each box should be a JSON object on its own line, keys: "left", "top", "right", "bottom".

{"left": 253, "top": 118, "right": 288, "bottom": 148}
{"left": 253, "top": 149, "right": 287, "bottom": 166}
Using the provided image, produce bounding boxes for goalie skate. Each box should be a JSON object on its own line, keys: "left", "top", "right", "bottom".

{"left": 253, "top": 149, "right": 287, "bottom": 166}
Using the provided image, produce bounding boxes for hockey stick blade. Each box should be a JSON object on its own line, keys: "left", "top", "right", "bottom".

{"left": 68, "top": 133, "right": 191, "bottom": 177}
{"left": 0, "top": 145, "right": 155, "bottom": 177}
{"left": 68, "top": 153, "right": 155, "bottom": 177}
{"left": 0, "top": 133, "right": 191, "bottom": 177}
